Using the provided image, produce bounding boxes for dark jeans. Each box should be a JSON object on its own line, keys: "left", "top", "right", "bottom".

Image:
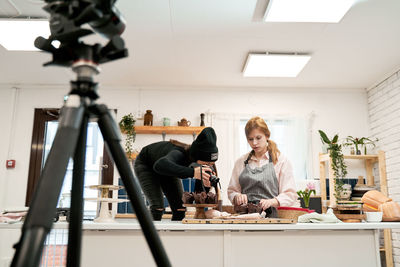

{"left": 134, "top": 156, "right": 185, "bottom": 221}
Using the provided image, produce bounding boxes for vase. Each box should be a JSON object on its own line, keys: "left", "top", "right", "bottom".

{"left": 163, "top": 117, "right": 170, "bottom": 126}
{"left": 200, "top": 113, "right": 205, "bottom": 126}
{"left": 144, "top": 110, "right": 153, "bottom": 126}
{"left": 303, "top": 198, "right": 310, "bottom": 208}
{"left": 338, "top": 184, "right": 352, "bottom": 200}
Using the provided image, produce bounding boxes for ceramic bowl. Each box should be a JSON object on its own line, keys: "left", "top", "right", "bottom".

{"left": 365, "top": 212, "right": 383, "bottom": 222}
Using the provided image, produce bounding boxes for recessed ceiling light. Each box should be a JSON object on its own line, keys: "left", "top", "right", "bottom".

{"left": 243, "top": 53, "right": 311, "bottom": 77}
{"left": 0, "top": 20, "right": 50, "bottom": 51}
{"left": 264, "top": 0, "right": 356, "bottom": 23}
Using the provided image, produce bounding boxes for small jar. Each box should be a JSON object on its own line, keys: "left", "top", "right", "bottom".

{"left": 144, "top": 110, "right": 153, "bottom": 126}
{"left": 200, "top": 113, "right": 205, "bottom": 126}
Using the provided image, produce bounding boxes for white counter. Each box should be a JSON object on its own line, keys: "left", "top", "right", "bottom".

{"left": 2, "top": 221, "right": 400, "bottom": 267}
{"left": 2, "top": 220, "right": 400, "bottom": 231}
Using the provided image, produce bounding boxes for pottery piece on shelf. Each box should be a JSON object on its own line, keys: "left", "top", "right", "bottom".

{"left": 338, "top": 184, "right": 352, "bottom": 200}
{"left": 178, "top": 118, "right": 191, "bottom": 127}
{"left": 200, "top": 113, "right": 205, "bottom": 126}
{"left": 144, "top": 110, "right": 153, "bottom": 126}
{"left": 163, "top": 117, "right": 170, "bottom": 126}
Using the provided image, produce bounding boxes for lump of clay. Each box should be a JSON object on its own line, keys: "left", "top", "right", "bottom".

{"left": 247, "top": 202, "right": 263, "bottom": 214}
{"left": 182, "top": 192, "right": 194, "bottom": 204}
{"left": 234, "top": 204, "right": 248, "bottom": 214}
{"left": 193, "top": 191, "right": 208, "bottom": 204}
{"left": 206, "top": 192, "right": 217, "bottom": 204}
{"left": 199, "top": 192, "right": 207, "bottom": 204}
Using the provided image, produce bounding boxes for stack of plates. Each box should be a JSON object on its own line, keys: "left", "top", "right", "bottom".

{"left": 337, "top": 200, "right": 363, "bottom": 209}
{"left": 352, "top": 185, "right": 375, "bottom": 199}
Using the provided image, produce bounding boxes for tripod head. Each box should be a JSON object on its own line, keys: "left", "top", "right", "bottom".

{"left": 34, "top": 0, "right": 128, "bottom": 68}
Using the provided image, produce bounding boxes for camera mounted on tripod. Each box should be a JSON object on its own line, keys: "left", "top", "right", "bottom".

{"left": 35, "top": 0, "right": 128, "bottom": 68}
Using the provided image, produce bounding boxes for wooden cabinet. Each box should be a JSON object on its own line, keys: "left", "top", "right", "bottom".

{"left": 319, "top": 150, "right": 393, "bottom": 267}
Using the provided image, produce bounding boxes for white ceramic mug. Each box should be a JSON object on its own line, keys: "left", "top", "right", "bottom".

{"left": 365, "top": 211, "right": 383, "bottom": 222}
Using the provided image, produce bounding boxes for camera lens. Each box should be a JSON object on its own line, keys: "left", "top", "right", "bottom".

{"left": 209, "top": 175, "right": 219, "bottom": 186}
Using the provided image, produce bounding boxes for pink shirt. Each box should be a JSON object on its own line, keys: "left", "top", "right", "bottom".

{"left": 227, "top": 151, "right": 297, "bottom": 207}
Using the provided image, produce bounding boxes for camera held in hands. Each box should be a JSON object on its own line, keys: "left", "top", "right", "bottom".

{"left": 189, "top": 162, "right": 220, "bottom": 188}
{"left": 206, "top": 170, "right": 220, "bottom": 188}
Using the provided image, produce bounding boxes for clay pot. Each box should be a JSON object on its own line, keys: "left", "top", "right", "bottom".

{"left": 144, "top": 110, "right": 153, "bottom": 126}
{"left": 178, "top": 118, "right": 191, "bottom": 127}
{"left": 338, "top": 184, "right": 352, "bottom": 200}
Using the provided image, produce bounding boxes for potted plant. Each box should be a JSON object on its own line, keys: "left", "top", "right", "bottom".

{"left": 318, "top": 130, "right": 348, "bottom": 202}
{"left": 297, "top": 182, "right": 316, "bottom": 209}
{"left": 119, "top": 113, "right": 136, "bottom": 160}
{"left": 343, "top": 136, "right": 378, "bottom": 155}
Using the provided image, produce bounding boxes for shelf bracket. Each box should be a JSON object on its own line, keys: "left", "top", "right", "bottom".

{"left": 162, "top": 132, "right": 166, "bottom": 141}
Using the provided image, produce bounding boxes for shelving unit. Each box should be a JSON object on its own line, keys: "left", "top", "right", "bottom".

{"left": 319, "top": 150, "right": 393, "bottom": 267}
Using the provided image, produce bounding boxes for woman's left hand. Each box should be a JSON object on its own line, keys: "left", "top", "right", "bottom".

{"left": 259, "top": 198, "right": 279, "bottom": 210}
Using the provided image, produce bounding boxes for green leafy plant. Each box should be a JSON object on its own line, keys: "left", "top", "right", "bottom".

{"left": 319, "top": 130, "right": 348, "bottom": 202}
{"left": 119, "top": 113, "right": 136, "bottom": 160}
{"left": 343, "top": 136, "right": 378, "bottom": 155}
{"left": 297, "top": 182, "right": 316, "bottom": 208}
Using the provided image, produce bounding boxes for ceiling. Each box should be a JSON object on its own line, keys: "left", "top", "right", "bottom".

{"left": 0, "top": 0, "right": 399, "bottom": 89}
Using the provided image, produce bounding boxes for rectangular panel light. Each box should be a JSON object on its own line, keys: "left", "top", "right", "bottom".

{"left": 243, "top": 53, "right": 311, "bottom": 77}
{"left": 264, "top": 0, "right": 356, "bottom": 23}
{"left": 0, "top": 20, "right": 50, "bottom": 51}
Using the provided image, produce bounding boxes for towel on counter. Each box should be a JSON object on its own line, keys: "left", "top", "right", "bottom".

{"left": 0, "top": 211, "right": 27, "bottom": 223}
{"left": 297, "top": 208, "right": 342, "bottom": 223}
{"left": 0, "top": 207, "right": 28, "bottom": 224}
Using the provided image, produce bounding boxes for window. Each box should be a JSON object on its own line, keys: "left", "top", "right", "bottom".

{"left": 26, "top": 108, "right": 114, "bottom": 219}
{"left": 239, "top": 118, "right": 309, "bottom": 180}
{"left": 43, "top": 121, "right": 106, "bottom": 218}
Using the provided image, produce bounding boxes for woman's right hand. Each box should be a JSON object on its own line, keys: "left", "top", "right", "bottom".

{"left": 193, "top": 166, "right": 212, "bottom": 187}
{"left": 234, "top": 193, "right": 248, "bottom": 206}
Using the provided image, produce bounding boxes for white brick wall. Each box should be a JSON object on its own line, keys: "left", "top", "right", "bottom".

{"left": 367, "top": 69, "right": 400, "bottom": 266}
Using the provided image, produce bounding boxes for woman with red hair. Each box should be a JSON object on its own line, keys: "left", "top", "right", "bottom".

{"left": 227, "top": 117, "right": 297, "bottom": 217}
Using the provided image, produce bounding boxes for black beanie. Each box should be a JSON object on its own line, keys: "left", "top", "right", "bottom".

{"left": 190, "top": 127, "right": 218, "bottom": 162}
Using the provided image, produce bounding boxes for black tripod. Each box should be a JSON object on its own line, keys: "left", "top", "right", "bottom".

{"left": 11, "top": 44, "right": 171, "bottom": 267}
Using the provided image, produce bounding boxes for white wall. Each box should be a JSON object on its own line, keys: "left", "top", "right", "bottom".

{"left": 0, "top": 84, "right": 370, "bottom": 210}
{"left": 367, "top": 69, "right": 400, "bottom": 266}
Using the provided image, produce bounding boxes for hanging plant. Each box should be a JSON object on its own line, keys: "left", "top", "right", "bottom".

{"left": 119, "top": 113, "right": 136, "bottom": 160}
{"left": 318, "top": 130, "right": 348, "bottom": 202}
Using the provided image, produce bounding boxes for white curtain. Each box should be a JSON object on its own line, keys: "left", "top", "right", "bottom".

{"left": 206, "top": 111, "right": 314, "bottom": 204}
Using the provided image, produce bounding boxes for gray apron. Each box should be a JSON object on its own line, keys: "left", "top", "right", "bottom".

{"left": 239, "top": 152, "right": 279, "bottom": 217}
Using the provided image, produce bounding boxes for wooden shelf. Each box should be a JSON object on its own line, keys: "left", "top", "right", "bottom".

{"left": 319, "top": 153, "right": 379, "bottom": 162}
{"left": 319, "top": 150, "right": 393, "bottom": 266}
{"left": 319, "top": 151, "right": 386, "bottom": 206}
{"left": 135, "top": 126, "right": 205, "bottom": 135}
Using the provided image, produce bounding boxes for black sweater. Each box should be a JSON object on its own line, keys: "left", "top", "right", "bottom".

{"left": 138, "top": 141, "right": 194, "bottom": 178}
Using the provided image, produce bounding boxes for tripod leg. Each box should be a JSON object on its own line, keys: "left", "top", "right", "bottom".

{"left": 67, "top": 114, "right": 89, "bottom": 267}
{"left": 93, "top": 104, "right": 171, "bottom": 267}
{"left": 11, "top": 98, "right": 85, "bottom": 267}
